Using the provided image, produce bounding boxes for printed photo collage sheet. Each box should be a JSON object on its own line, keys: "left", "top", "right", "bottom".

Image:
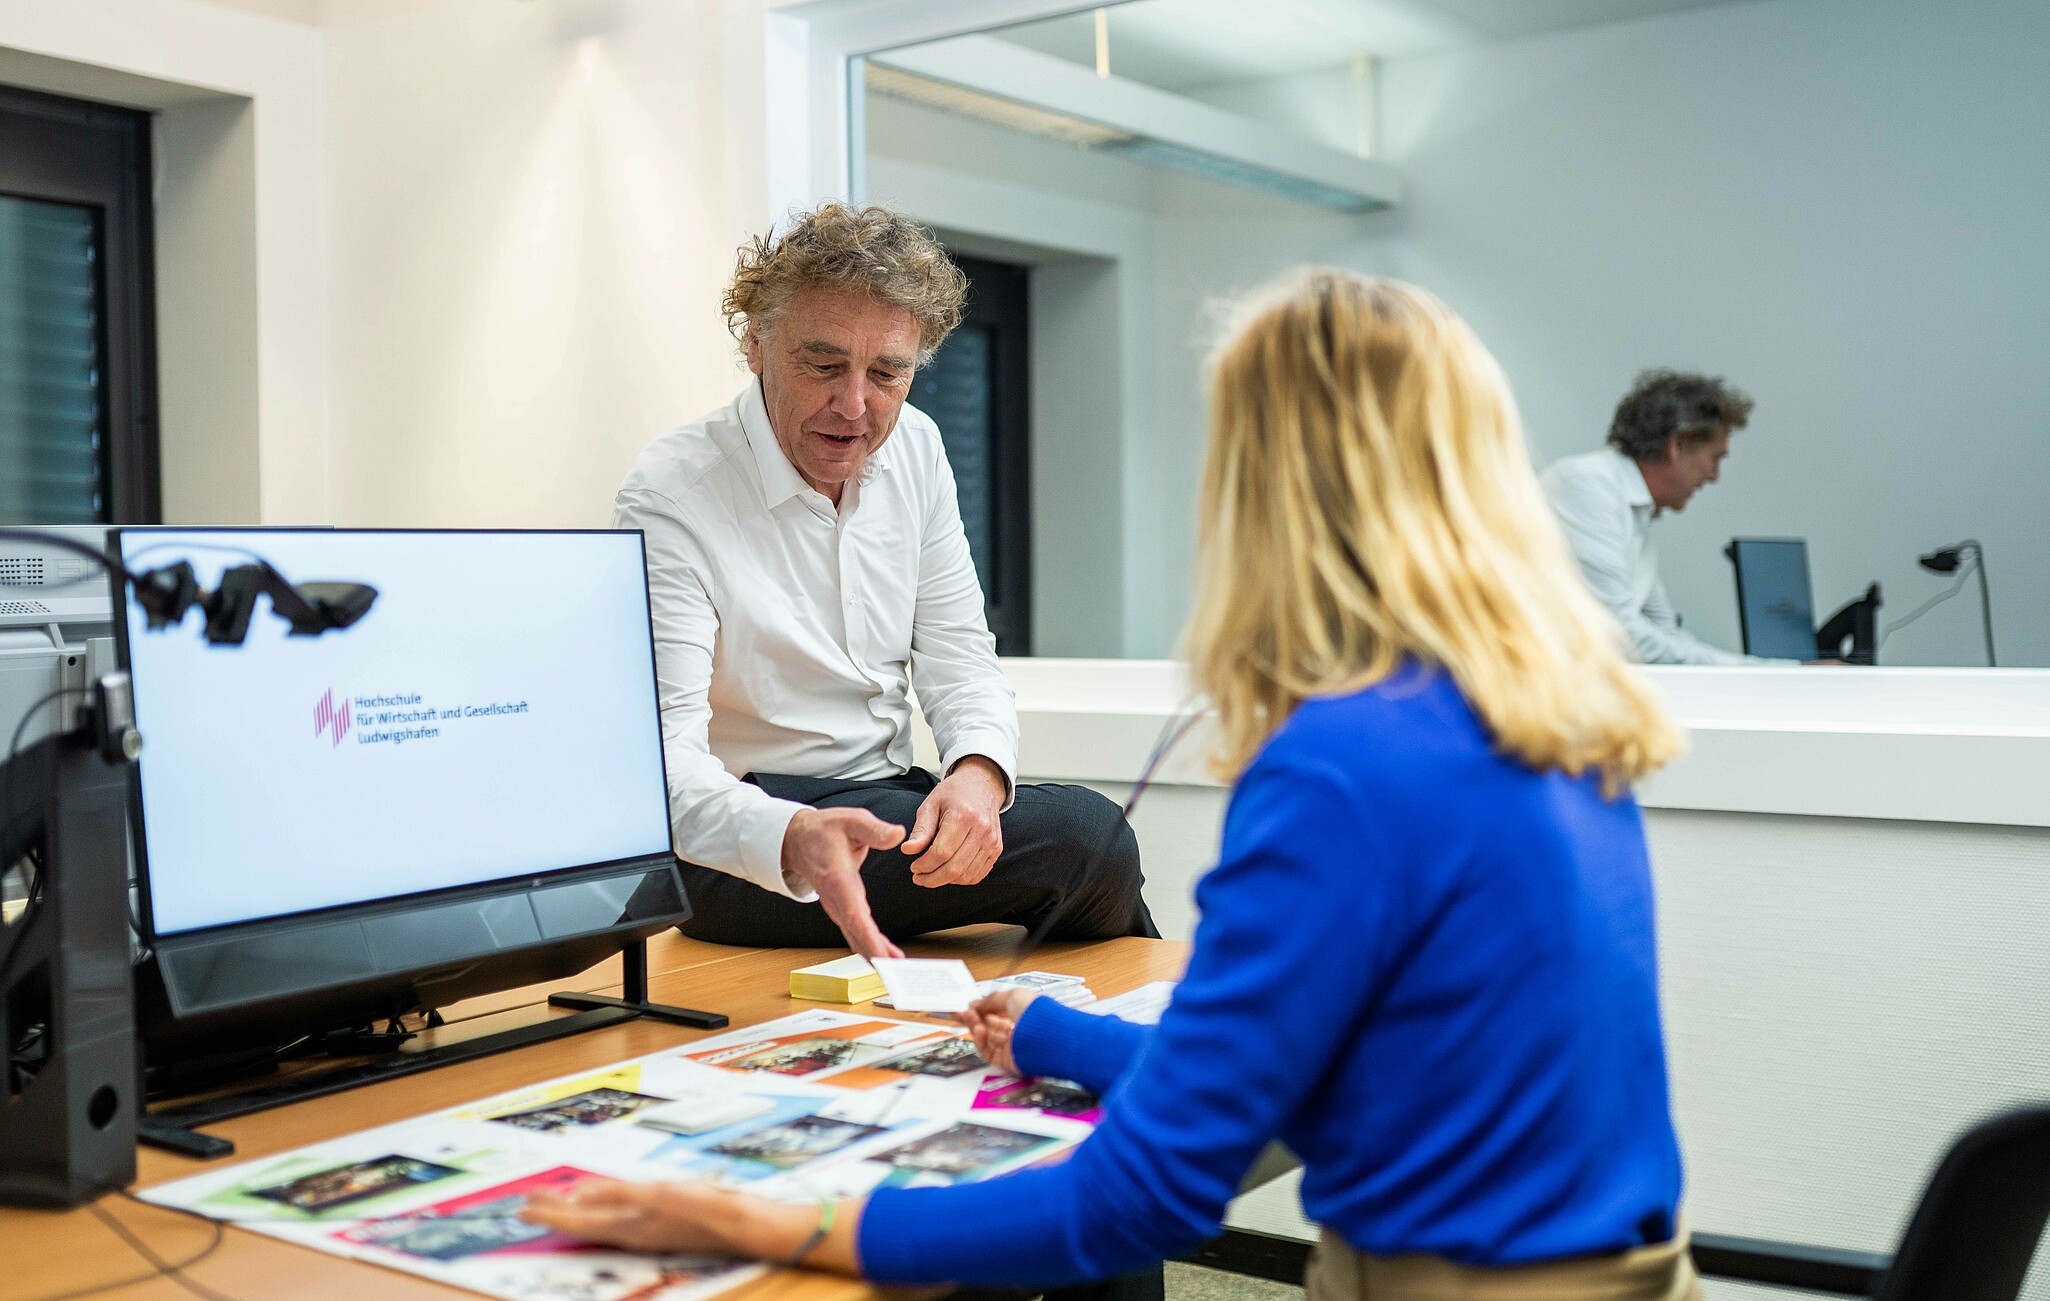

{"left": 143, "top": 984, "right": 1176, "bottom": 1301}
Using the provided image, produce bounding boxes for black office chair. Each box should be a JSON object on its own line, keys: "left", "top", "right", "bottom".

{"left": 1694, "top": 1106, "right": 2050, "bottom": 1301}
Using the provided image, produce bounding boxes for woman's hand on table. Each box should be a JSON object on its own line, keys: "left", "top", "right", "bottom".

{"left": 958, "top": 987, "right": 1039, "bottom": 1076}
{"left": 521, "top": 1182, "right": 861, "bottom": 1273}
{"left": 526, "top": 991, "right": 1044, "bottom": 1265}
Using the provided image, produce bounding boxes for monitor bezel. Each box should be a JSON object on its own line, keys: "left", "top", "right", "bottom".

{"left": 1728, "top": 535, "right": 1817, "bottom": 661}
{"left": 110, "top": 525, "right": 677, "bottom": 944}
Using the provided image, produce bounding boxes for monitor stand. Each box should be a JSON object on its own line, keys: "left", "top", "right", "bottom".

{"left": 138, "top": 939, "right": 727, "bottom": 1160}
{"left": 1816, "top": 582, "right": 1883, "bottom": 665}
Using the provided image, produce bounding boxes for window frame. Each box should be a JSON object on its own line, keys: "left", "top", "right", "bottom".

{"left": 764, "top": 1, "right": 1109, "bottom": 216}
{"left": 0, "top": 82, "right": 160, "bottom": 524}
{"left": 919, "top": 253, "right": 1032, "bottom": 656}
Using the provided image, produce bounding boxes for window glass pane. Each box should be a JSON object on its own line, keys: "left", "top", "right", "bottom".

{"left": 911, "top": 323, "right": 997, "bottom": 595}
{"left": 0, "top": 195, "right": 104, "bottom": 523}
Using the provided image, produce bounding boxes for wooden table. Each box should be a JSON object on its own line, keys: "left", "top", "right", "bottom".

{"left": 1, "top": 928, "right": 1188, "bottom": 1301}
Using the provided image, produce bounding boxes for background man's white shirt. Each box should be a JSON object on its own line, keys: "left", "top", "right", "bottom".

{"left": 1542, "top": 447, "right": 1771, "bottom": 666}
{"left": 614, "top": 380, "right": 1019, "bottom": 901}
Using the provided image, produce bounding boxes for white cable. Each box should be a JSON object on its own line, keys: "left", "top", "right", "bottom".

{"left": 1878, "top": 553, "right": 1978, "bottom": 649}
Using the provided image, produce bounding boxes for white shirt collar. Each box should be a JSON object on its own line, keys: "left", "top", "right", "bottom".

{"left": 612, "top": 390, "right": 1018, "bottom": 892}
{"left": 1604, "top": 445, "right": 1655, "bottom": 512}
{"left": 738, "top": 378, "right": 809, "bottom": 510}
{"left": 737, "top": 377, "right": 895, "bottom": 511}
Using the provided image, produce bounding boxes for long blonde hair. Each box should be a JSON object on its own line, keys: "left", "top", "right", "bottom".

{"left": 1183, "top": 269, "right": 1683, "bottom": 792}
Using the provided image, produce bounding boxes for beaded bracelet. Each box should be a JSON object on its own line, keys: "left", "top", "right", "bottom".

{"left": 784, "top": 1200, "right": 837, "bottom": 1269}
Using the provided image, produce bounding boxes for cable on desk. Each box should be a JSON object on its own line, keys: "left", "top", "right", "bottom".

{"left": 28, "top": 1172, "right": 837, "bottom": 1301}
{"left": 86, "top": 1191, "right": 246, "bottom": 1301}
{"left": 23, "top": 1187, "right": 229, "bottom": 1301}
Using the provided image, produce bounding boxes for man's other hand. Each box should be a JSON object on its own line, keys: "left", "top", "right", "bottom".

{"left": 782, "top": 807, "right": 906, "bottom": 959}
{"left": 902, "top": 756, "right": 1006, "bottom": 889}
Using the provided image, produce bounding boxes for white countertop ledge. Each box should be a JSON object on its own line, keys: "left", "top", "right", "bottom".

{"left": 980, "top": 659, "right": 2050, "bottom": 829}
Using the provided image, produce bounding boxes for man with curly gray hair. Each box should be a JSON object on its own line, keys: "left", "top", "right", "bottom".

{"left": 1542, "top": 369, "right": 1792, "bottom": 665}
{"left": 615, "top": 203, "right": 1154, "bottom": 959}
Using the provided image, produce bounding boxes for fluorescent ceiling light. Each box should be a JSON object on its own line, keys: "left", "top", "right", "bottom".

{"left": 866, "top": 64, "right": 1135, "bottom": 148}
{"left": 866, "top": 37, "right": 1400, "bottom": 215}
{"left": 1106, "top": 138, "right": 1384, "bottom": 213}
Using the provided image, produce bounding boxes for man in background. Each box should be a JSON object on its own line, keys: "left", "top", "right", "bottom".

{"left": 1543, "top": 369, "right": 1787, "bottom": 665}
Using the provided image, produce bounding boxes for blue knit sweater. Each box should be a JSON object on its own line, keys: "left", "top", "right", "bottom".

{"left": 858, "top": 667, "right": 1684, "bottom": 1287}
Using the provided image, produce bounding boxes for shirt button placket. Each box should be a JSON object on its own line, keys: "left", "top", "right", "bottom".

{"left": 840, "top": 516, "right": 860, "bottom": 657}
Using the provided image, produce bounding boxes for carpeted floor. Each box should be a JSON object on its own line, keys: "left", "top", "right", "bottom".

{"left": 1165, "top": 1263, "right": 1304, "bottom": 1301}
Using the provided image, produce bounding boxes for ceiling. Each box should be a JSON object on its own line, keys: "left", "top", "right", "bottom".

{"left": 983, "top": 0, "right": 1762, "bottom": 91}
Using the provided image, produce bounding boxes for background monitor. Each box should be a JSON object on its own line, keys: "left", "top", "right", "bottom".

{"left": 0, "top": 526, "right": 116, "bottom": 924}
{"left": 1728, "top": 537, "right": 1818, "bottom": 661}
{"left": 0, "top": 525, "right": 114, "bottom": 744}
{"left": 116, "top": 528, "right": 688, "bottom": 1059}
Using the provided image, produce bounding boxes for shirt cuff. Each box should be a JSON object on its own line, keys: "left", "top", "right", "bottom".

{"left": 940, "top": 730, "right": 1019, "bottom": 812}
{"left": 735, "top": 797, "right": 813, "bottom": 901}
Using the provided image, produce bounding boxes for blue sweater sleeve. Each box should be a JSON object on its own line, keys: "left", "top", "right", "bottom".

{"left": 858, "top": 759, "right": 1392, "bottom": 1287}
{"left": 1010, "top": 998, "right": 1153, "bottom": 1097}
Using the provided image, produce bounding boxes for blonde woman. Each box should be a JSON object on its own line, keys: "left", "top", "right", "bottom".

{"left": 525, "top": 271, "right": 1703, "bottom": 1300}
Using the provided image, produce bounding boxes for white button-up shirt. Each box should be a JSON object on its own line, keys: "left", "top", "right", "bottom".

{"left": 1541, "top": 447, "right": 1770, "bottom": 666}
{"left": 614, "top": 380, "right": 1019, "bottom": 901}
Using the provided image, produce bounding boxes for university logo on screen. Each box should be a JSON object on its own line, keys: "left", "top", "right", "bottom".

{"left": 313, "top": 688, "right": 534, "bottom": 749}
{"left": 314, "top": 689, "right": 352, "bottom": 747}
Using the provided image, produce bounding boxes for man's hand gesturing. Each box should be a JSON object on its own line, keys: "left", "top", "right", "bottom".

{"left": 781, "top": 807, "right": 906, "bottom": 959}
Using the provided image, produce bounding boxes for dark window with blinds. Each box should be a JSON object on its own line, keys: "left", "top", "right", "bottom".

{"left": 0, "top": 85, "right": 158, "bottom": 524}
{"left": 910, "top": 254, "right": 1030, "bottom": 655}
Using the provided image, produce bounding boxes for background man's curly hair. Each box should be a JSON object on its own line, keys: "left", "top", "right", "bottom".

{"left": 723, "top": 203, "right": 968, "bottom": 366}
{"left": 1607, "top": 369, "right": 1755, "bottom": 461}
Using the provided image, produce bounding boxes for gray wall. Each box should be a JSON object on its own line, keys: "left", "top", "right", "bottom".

{"left": 1166, "top": 0, "right": 2050, "bottom": 666}
{"left": 873, "top": 0, "right": 2050, "bottom": 666}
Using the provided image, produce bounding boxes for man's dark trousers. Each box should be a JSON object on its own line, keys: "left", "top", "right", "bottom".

{"left": 676, "top": 769, "right": 1159, "bottom": 945}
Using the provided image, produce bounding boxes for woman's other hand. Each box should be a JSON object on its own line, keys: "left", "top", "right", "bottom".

{"left": 958, "top": 988, "right": 1039, "bottom": 1076}
{"left": 524, "top": 1182, "right": 862, "bottom": 1274}
{"left": 522, "top": 1181, "right": 742, "bottom": 1254}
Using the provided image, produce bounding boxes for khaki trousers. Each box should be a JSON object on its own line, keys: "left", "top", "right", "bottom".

{"left": 1304, "top": 1228, "right": 1706, "bottom": 1301}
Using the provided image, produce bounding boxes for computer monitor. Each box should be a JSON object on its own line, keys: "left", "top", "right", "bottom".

{"left": 114, "top": 528, "right": 689, "bottom": 1060}
{"left": 1727, "top": 537, "right": 1818, "bottom": 661}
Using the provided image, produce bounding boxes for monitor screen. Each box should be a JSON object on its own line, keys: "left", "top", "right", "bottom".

{"left": 116, "top": 529, "right": 673, "bottom": 937}
{"left": 1730, "top": 537, "right": 1817, "bottom": 661}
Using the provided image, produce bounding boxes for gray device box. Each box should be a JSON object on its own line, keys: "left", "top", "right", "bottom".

{"left": 0, "top": 525, "right": 115, "bottom": 754}
{"left": 0, "top": 729, "right": 138, "bottom": 1206}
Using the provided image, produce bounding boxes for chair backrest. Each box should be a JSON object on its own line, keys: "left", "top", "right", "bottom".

{"left": 1876, "top": 1106, "right": 2050, "bottom": 1301}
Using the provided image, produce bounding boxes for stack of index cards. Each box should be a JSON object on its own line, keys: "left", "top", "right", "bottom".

{"left": 789, "top": 954, "right": 886, "bottom": 1003}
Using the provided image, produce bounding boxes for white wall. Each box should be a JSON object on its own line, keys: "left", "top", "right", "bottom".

{"left": 320, "top": 0, "right": 749, "bottom": 530}
{"left": 2, "top": 0, "right": 797, "bottom": 532}
{"left": 1367, "top": 0, "right": 2050, "bottom": 669}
